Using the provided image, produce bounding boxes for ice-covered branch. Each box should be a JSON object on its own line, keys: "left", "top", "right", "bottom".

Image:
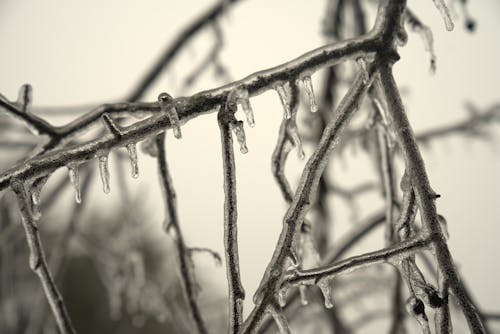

{"left": 155, "top": 133, "right": 208, "bottom": 334}
{"left": 10, "top": 180, "right": 76, "bottom": 334}
{"left": 218, "top": 105, "right": 246, "bottom": 333}
{"left": 378, "top": 61, "right": 486, "bottom": 333}
{"left": 284, "top": 236, "right": 431, "bottom": 287}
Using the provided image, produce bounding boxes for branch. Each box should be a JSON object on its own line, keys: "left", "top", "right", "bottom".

{"left": 218, "top": 105, "right": 245, "bottom": 333}
{"left": 378, "top": 61, "right": 486, "bottom": 333}
{"left": 0, "top": 29, "right": 381, "bottom": 191}
{"left": 10, "top": 180, "right": 76, "bottom": 334}
{"left": 155, "top": 133, "right": 208, "bottom": 334}
{"left": 285, "top": 236, "right": 431, "bottom": 286}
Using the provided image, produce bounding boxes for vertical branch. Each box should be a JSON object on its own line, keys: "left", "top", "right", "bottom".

{"left": 10, "top": 180, "right": 76, "bottom": 334}
{"left": 378, "top": 62, "right": 486, "bottom": 333}
{"left": 155, "top": 133, "right": 208, "bottom": 334}
{"left": 218, "top": 107, "right": 246, "bottom": 333}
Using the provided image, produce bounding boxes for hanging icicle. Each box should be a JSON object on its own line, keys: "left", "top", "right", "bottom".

{"left": 98, "top": 154, "right": 111, "bottom": 194}
{"left": 432, "top": 0, "right": 454, "bottom": 31}
{"left": 317, "top": 276, "right": 334, "bottom": 309}
{"left": 158, "top": 92, "right": 182, "bottom": 139}
{"left": 126, "top": 143, "right": 139, "bottom": 179}
{"left": 300, "top": 76, "right": 318, "bottom": 113}
{"left": 228, "top": 88, "right": 255, "bottom": 127}
{"left": 230, "top": 120, "right": 248, "bottom": 154}
{"left": 275, "top": 84, "right": 292, "bottom": 119}
{"left": 67, "top": 164, "right": 82, "bottom": 203}
{"left": 405, "top": 9, "right": 437, "bottom": 73}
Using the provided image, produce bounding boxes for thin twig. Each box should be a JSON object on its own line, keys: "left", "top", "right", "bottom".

{"left": 218, "top": 106, "right": 245, "bottom": 333}
{"left": 155, "top": 133, "right": 208, "bottom": 334}
{"left": 10, "top": 180, "right": 76, "bottom": 334}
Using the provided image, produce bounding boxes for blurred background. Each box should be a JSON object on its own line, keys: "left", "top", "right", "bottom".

{"left": 0, "top": 0, "right": 499, "bottom": 333}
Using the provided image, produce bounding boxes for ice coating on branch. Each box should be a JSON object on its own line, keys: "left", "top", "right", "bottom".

{"left": 300, "top": 76, "right": 318, "bottom": 113}
{"left": 267, "top": 306, "right": 291, "bottom": 334}
{"left": 433, "top": 0, "right": 454, "bottom": 31}
{"left": 158, "top": 92, "right": 182, "bottom": 139}
{"left": 30, "top": 188, "right": 42, "bottom": 220}
{"left": 17, "top": 84, "right": 33, "bottom": 113}
{"left": 230, "top": 121, "right": 248, "bottom": 154}
{"left": 126, "top": 143, "right": 139, "bottom": 179}
{"left": 356, "top": 59, "right": 369, "bottom": 84}
{"left": 67, "top": 164, "right": 82, "bottom": 204}
{"left": 275, "top": 84, "right": 292, "bottom": 119}
{"left": 317, "top": 277, "right": 334, "bottom": 309}
{"left": 288, "top": 122, "right": 305, "bottom": 160}
{"left": 98, "top": 154, "right": 111, "bottom": 194}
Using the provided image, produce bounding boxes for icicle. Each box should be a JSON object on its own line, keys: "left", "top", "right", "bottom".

{"left": 230, "top": 121, "right": 248, "bottom": 154}
{"left": 437, "top": 215, "right": 449, "bottom": 240}
{"left": 158, "top": 92, "right": 182, "bottom": 139}
{"left": 229, "top": 88, "right": 255, "bottom": 127}
{"left": 141, "top": 137, "right": 159, "bottom": 157}
{"left": 288, "top": 122, "right": 305, "bottom": 160}
{"left": 299, "top": 286, "right": 309, "bottom": 306}
{"left": 433, "top": 0, "right": 454, "bottom": 31}
{"left": 126, "top": 143, "right": 139, "bottom": 179}
{"left": 98, "top": 154, "right": 110, "bottom": 194}
{"left": 406, "top": 10, "right": 437, "bottom": 73}
{"left": 356, "top": 59, "right": 370, "bottom": 84}
{"left": 67, "top": 164, "right": 82, "bottom": 203}
{"left": 275, "top": 84, "right": 292, "bottom": 119}
{"left": 267, "top": 306, "right": 291, "bottom": 334}
{"left": 317, "top": 277, "right": 334, "bottom": 309}
{"left": 17, "top": 84, "right": 33, "bottom": 113}
{"left": 278, "top": 287, "right": 288, "bottom": 307}
{"left": 300, "top": 76, "right": 318, "bottom": 113}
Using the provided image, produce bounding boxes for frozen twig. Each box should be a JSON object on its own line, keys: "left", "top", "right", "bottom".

{"left": 10, "top": 180, "right": 76, "bottom": 334}
{"left": 155, "top": 133, "right": 208, "bottom": 334}
{"left": 218, "top": 105, "right": 246, "bottom": 333}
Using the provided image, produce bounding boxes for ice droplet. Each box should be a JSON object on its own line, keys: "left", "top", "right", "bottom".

{"left": 158, "top": 92, "right": 182, "bottom": 139}
{"left": 317, "top": 277, "right": 334, "bottom": 309}
{"left": 126, "top": 143, "right": 139, "bottom": 179}
{"left": 301, "top": 76, "right": 318, "bottom": 113}
{"left": 433, "top": 0, "right": 454, "bottom": 31}
{"left": 288, "top": 122, "right": 305, "bottom": 160}
{"left": 98, "top": 154, "right": 110, "bottom": 194}
{"left": 230, "top": 121, "right": 248, "bottom": 154}
{"left": 275, "top": 84, "right": 292, "bottom": 119}
{"left": 267, "top": 306, "right": 291, "bottom": 334}
{"left": 67, "top": 164, "right": 82, "bottom": 204}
